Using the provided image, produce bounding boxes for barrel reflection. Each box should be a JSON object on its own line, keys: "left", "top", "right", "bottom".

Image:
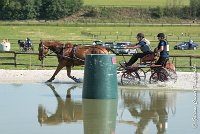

{"left": 83, "top": 99, "right": 117, "bottom": 134}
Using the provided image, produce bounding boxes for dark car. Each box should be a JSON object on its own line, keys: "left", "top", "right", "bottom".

{"left": 174, "top": 41, "right": 198, "bottom": 50}
{"left": 113, "top": 42, "right": 137, "bottom": 54}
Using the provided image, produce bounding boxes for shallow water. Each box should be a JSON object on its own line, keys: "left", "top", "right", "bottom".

{"left": 0, "top": 83, "right": 199, "bottom": 134}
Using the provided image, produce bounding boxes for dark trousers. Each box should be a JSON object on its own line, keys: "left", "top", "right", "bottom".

{"left": 126, "top": 53, "right": 150, "bottom": 66}
{"left": 155, "top": 57, "right": 168, "bottom": 66}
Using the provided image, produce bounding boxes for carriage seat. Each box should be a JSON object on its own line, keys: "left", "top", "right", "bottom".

{"left": 140, "top": 52, "right": 158, "bottom": 65}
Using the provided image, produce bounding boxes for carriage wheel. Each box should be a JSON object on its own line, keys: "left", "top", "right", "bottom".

{"left": 121, "top": 71, "right": 140, "bottom": 85}
{"left": 149, "top": 71, "right": 167, "bottom": 84}
{"left": 167, "top": 68, "right": 177, "bottom": 83}
{"left": 137, "top": 68, "right": 146, "bottom": 81}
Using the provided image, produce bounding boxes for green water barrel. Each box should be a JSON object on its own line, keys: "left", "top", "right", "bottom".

{"left": 83, "top": 99, "right": 118, "bottom": 134}
{"left": 0, "top": 43, "right": 3, "bottom": 51}
{"left": 82, "top": 54, "right": 118, "bottom": 99}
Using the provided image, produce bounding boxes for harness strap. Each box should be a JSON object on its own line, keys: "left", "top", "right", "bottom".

{"left": 62, "top": 46, "right": 85, "bottom": 62}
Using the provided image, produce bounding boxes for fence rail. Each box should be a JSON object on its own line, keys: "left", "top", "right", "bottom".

{"left": 0, "top": 51, "right": 200, "bottom": 69}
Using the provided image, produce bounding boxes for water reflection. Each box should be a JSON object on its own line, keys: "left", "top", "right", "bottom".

{"left": 38, "top": 84, "right": 82, "bottom": 125}
{"left": 120, "top": 89, "right": 176, "bottom": 134}
{"left": 38, "top": 84, "right": 118, "bottom": 134}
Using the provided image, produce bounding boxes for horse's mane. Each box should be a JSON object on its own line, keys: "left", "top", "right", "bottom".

{"left": 64, "top": 42, "right": 74, "bottom": 48}
{"left": 41, "top": 40, "right": 65, "bottom": 47}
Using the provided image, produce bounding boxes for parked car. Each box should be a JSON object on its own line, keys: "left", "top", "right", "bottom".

{"left": 93, "top": 40, "right": 115, "bottom": 48}
{"left": 174, "top": 41, "right": 198, "bottom": 50}
{"left": 93, "top": 40, "right": 104, "bottom": 46}
{"left": 104, "top": 42, "right": 115, "bottom": 48}
{"left": 113, "top": 42, "right": 137, "bottom": 54}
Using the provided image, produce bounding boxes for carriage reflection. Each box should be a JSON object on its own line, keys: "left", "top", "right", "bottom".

{"left": 38, "top": 84, "right": 82, "bottom": 125}
{"left": 120, "top": 89, "right": 176, "bottom": 134}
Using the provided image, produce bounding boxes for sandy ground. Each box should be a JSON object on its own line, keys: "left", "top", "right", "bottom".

{"left": 0, "top": 69, "right": 84, "bottom": 83}
{"left": 0, "top": 69, "right": 199, "bottom": 90}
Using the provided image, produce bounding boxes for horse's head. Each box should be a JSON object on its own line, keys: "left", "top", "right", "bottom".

{"left": 38, "top": 40, "right": 49, "bottom": 61}
{"left": 38, "top": 104, "right": 48, "bottom": 126}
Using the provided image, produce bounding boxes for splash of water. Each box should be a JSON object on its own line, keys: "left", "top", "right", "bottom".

{"left": 192, "top": 64, "right": 198, "bottom": 128}
{"left": 193, "top": 64, "right": 198, "bottom": 89}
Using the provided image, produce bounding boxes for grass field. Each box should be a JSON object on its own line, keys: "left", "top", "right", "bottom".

{"left": 0, "top": 25, "right": 200, "bottom": 71}
{"left": 1, "top": 25, "right": 200, "bottom": 50}
{"left": 84, "top": 0, "right": 190, "bottom": 7}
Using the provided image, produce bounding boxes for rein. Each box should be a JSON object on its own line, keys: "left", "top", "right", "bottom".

{"left": 40, "top": 42, "right": 113, "bottom": 62}
{"left": 43, "top": 44, "right": 85, "bottom": 62}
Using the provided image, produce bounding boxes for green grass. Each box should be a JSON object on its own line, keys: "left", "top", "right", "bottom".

{"left": 84, "top": 0, "right": 190, "bottom": 7}
{"left": 0, "top": 25, "right": 200, "bottom": 71}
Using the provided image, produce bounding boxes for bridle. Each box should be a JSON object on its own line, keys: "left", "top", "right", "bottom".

{"left": 38, "top": 42, "right": 51, "bottom": 61}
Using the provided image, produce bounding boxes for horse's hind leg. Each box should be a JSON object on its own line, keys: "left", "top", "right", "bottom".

{"left": 66, "top": 66, "right": 81, "bottom": 83}
{"left": 46, "top": 63, "right": 65, "bottom": 82}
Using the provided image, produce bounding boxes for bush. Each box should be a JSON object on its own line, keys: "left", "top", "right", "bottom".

{"left": 149, "top": 7, "right": 163, "bottom": 18}
{"left": 82, "top": 6, "right": 98, "bottom": 17}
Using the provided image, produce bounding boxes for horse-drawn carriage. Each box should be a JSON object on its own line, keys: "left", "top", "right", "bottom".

{"left": 118, "top": 52, "right": 177, "bottom": 85}
{"left": 18, "top": 38, "right": 34, "bottom": 52}
{"left": 37, "top": 40, "right": 177, "bottom": 84}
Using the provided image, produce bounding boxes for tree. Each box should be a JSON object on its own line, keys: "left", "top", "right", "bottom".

{"left": 39, "top": 0, "right": 83, "bottom": 20}
{"left": 20, "top": 0, "right": 38, "bottom": 19}
{"left": 0, "top": 0, "right": 22, "bottom": 20}
{"left": 190, "top": 0, "right": 200, "bottom": 17}
{"left": 0, "top": 0, "right": 83, "bottom": 20}
{"left": 0, "top": 0, "right": 39, "bottom": 20}
{"left": 66, "top": 0, "right": 83, "bottom": 15}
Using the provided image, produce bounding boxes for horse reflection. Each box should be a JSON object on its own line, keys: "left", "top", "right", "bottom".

{"left": 38, "top": 84, "right": 82, "bottom": 126}
{"left": 121, "top": 90, "right": 176, "bottom": 134}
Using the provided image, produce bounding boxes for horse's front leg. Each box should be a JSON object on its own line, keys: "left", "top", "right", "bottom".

{"left": 66, "top": 66, "right": 81, "bottom": 83}
{"left": 46, "top": 63, "right": 65, "bottom": 82}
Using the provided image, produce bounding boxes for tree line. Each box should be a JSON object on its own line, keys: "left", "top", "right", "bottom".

{"left": 0, "top": 0, "right": 83, "bottom": 20}
{"left": 149, "top": 0, "right": 200, "bottom": 19}
{"left": 0, "top": 0, "right": 199, "bottom": 20}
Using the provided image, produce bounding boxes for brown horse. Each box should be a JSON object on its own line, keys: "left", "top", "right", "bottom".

{"left": 38, "top": 40, "right": 113, "bottom": 82}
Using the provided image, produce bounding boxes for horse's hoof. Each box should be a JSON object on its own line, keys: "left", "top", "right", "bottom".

{"left": 75, "top": 78, "right": 81, "bottom": 83}
{"left": 45, "top": 80, "right": 52, "bottom": 83}
{"left": 45, "top": 77, "right": 55, "bottom": 83}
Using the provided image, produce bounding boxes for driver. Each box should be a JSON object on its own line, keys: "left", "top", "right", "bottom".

{"left": 25, "top": 37, "right": 32, "bottom": 48}
{"left": 123, "top": 33, "right": 152, "bottom": 67}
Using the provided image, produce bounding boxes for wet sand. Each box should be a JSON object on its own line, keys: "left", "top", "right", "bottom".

{"left": 0, "top": 69, "right": 199, "bottom": 90}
